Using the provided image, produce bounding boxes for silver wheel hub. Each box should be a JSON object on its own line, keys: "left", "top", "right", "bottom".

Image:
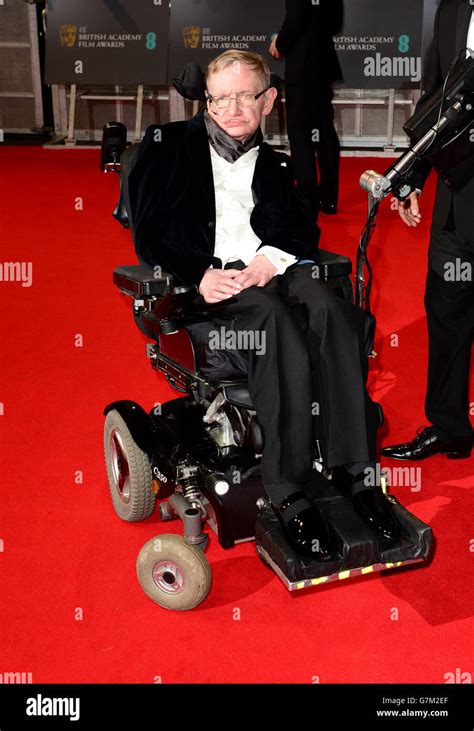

{"left": 152, "top": 561, "right": 185, "bottom": 594}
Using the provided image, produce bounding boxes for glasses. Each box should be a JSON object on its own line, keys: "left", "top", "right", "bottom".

{"left": 206, "top": 87, "right": 269, "bottom": 111}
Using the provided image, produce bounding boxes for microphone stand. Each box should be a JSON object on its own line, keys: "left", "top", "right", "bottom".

{"left": 356, "top": 91, "right": 474, "bottom": 316}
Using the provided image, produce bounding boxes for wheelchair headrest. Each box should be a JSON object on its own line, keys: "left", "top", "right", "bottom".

{"left": 172, "top": 62, "right": 207, "bottom": 102}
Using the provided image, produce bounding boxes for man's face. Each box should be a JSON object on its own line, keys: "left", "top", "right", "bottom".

{"left": 206, "top": 63, "right": 277, "bottom": 141}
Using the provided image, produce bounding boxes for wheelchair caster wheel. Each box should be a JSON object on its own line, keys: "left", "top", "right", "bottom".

{"left": 104, "top": 409, "right": 155, "bottom": 521}
{"left": 136, "top": 534, "right": 212, "bottom": 611}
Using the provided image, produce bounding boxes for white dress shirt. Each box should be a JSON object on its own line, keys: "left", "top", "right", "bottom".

{"left": 208, "top": 143, "right": 297, "bottom": 275}
{"left": 467, "top": 9, "right": 474, "bottom": 57}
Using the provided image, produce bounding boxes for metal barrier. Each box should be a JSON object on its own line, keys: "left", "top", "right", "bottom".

{"left": 0, "top": 2, "right": 44, "bottom": 139}
{"left": 50, "top": 83, "right": 419, "bottom": 150}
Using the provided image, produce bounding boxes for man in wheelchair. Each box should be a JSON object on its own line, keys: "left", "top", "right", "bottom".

{"left": 128, "top": 50, "right": 399, "bottom": 560}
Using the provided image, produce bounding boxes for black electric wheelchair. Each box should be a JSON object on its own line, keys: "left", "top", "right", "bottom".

{"left": 102, "top": 120, "right": 433, "bottom": 612}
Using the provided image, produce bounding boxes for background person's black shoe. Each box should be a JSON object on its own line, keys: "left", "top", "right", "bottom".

{"left": 273, "top": 491, "right": 337, "bottom": 560}
{"left": 318, "top": 200, "right": 337, "bottom": 215}
{"left": 380, "top": 426, "right": 472, "bottom": 461}
{"left": 352, "top": 485, "right": 400, "bottom": 539}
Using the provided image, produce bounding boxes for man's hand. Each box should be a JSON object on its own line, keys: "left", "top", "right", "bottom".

{"left": 392, "top": 191, "right": 422, "bottom": 227}
{"left": 269, "top": 35, "right": 281, "bottom": 59}
{"left": 199, "top": 256, "right": 277, "bottom": 303}
{"left": 198, "top": 268, "right": 243, "bottom": 304}
{"left": 233, "top": 255, "right": 277, "bottom": 290}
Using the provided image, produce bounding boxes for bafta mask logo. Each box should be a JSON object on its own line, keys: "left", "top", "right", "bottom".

{"left": 60, "top": 24, "right": 77, "bottom": 48}
{"left": 183, "top": 26, "right": 201, "bottom": 49}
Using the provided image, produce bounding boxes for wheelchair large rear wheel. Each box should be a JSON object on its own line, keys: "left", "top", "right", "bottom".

{"left": 104, "top": 409, "right": 155, "bottom": 521}
{"left": 136, "top": 534, "right": 212, "bottom": 611}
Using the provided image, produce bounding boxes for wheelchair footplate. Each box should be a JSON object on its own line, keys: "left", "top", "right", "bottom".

{"left": 254, "top": 472, "right": 433, "bottom": 591}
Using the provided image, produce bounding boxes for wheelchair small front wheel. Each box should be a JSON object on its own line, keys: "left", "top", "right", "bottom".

{"left": 136, "top": 534, "right": 212, "bottom": 611}
{"left": 104, "top": 409, "right": 155, "bottom": 521}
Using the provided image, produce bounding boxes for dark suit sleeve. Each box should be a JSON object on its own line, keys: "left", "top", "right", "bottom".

{"left": 411, "top": 2, "right": 443, "bottom": 191}
{"left": 129, "top": 124, "right": 220, "bottom": 287}
{"left": 275, "top": 0, "right": 311, "bottom": 55}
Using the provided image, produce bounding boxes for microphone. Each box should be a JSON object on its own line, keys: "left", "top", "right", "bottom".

{"left": 359, "top": 169, "right": 414, "bottom": 201}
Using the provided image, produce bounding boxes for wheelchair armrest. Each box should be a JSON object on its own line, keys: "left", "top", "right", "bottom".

{"left": 113, "top": 264, "right": 175, "bottom": 298}
{"left": 317, "top": 249, "right": 352, "bottom": 278}
{"left": 113, "top": 264, "right": 199, "bottom": 336}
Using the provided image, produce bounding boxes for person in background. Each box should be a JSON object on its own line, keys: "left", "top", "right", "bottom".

{"left": 269, "top": 0, "right": 343, "bottom": 218}
{"left": 381, "top": 0, "right": 474, "bottom": 462}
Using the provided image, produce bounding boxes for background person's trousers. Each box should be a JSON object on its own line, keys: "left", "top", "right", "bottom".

{"left": 196, "top": 263, "right": 377, "bottom": 506}
{"left": 424, "top": 216, "right": 474, "bottom": 441}
{"left": 285, "top": 83, "right": 340, "bottom": 216}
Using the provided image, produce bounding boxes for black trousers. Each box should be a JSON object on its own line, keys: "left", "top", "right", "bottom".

{"left": 424, "top": 214, "right": 474, "bottom": 441}
{"left": 197, "top": 263, "right": 377, "bottom": 505}
{"left": 285, "top": 83, "right": 340, "bottom": 216}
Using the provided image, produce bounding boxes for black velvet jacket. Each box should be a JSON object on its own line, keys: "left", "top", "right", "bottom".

{"left": 128, "top": 111, "right": 320, "bottom": 287}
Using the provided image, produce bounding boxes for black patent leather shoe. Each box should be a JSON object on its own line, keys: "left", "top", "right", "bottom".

{"left": 273, "top": 491, "right": 337, "bottom": 560}
{"left": 352, "top": 485, "right": 400, "bottom": 540}
{"left": 380, "top": 426, "right": 472, "bottom": 461}
{"left": 318, "top": 200, "right": 337, "bottom": 215}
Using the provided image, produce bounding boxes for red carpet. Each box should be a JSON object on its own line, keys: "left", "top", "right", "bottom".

{"left": 0, "top": 147, "right": 472, "bottom": 683}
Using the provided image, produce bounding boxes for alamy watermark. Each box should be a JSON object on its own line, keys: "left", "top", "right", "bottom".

{"left": 0, "top": 261, "right": 33, "bottom": 287}
{"left": 0, "top": 671, "right": 33, "bottom": 684}
{"left": 26, "top": 694, "right": 80, "bottom": 722}
{"left": 364, "top": 463, "right": 422, "bottom": 492}
{"left": 444, "top": 258, "right": 472, "bottom": 282}
{"left": 208, "top": 326, "right": 266, "bottom": 355}
{"left": 364, "top": 53, "right": 421, "bottom": 82}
